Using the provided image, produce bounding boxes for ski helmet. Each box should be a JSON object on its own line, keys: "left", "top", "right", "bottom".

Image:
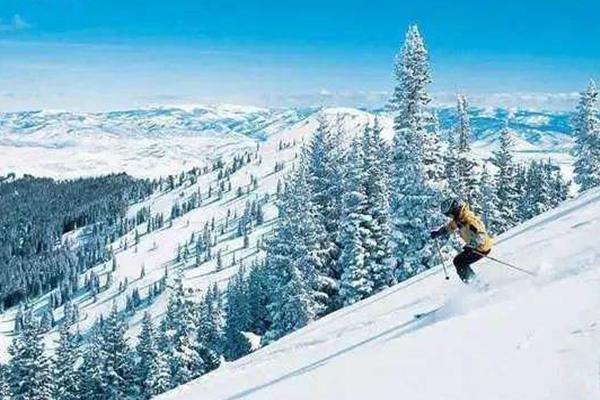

{"left": 441, "top": 197, "right": 462, "bottom": 217}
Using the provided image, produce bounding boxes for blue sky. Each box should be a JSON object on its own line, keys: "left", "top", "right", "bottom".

{"left": 0, "top": 0, "right": 598, "bottom": 111}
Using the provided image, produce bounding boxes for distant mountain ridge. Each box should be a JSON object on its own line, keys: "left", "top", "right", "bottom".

{"left": 0, "top": 104, "right": 573, "bottom": 142}
{"left": 0, "top": 105, "right": 313, "bottom": 141}
{"left": 437, "top": 107, "right": 572, "bottom": 150}
{"left": 0, "top": 104, "right": 575, "bottom": 179}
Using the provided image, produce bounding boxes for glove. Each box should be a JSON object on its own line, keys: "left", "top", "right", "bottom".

{"left": 430, "top": 229, "right": 443, "bottom": 239}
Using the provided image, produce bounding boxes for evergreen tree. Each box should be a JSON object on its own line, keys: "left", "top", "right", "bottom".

{"left": 195, "top": 303, "right": 221, "bottom": 372}
{"left": 423, "top": 108, "right": 445, "bottom": 189}
{"left": 362, "top": 121, "right": 395, "bottom": 291}
{"left": 519, "top": 161, "right": 545, "bottom": 221}
{"left": 160, "top": 273, "right": 203, "bottom": 387}
{"left": 517, "top": 160, "right": 570, "bottom": 222}
{"left": 339, "top": 137, "right": 372, "bottom": 305}
{"left": 223, "top": 268, "right": 251, "bottom": 360}
{"left": 0, "top": 364, "right": 9, "bottom": 400}
{"left": 8, "top": 314, "right": 54, "bottom": 400}
{"left": 152, "top": 351, "right": 172, "bottom": 396}
{"left": 491, "top": 125, "right": 519, "bottom": 233}
{"left": 338, "top": 124, "right": 395, "bottom": 306}
{"left": 513, "top": 163, "right": 529, "bottom": 223}
{"left": 101, "top": 304, "right": 133, "bottom": 400}
{"left": 339, "top": 225, "right": 369, "bottom": 306}
{"left": 545, "top": 161, "right": 570, "bottom": 207}
{"left": 79, "top": 325, "right": 107, "bottom": 400}
{"left": 62, "top": 301, "right": 75, "bottom": 327}
{"left": 444, "top": 120, "right": 460, "bottom": 196}
{"left": 53, "top": 323, "right": 80, "bottom": 400}
{"left": 263, "top": 256, "right": 317, "bottom": 343}
{"left": 136, "top": 312, "right": 160, "bottom": 399}
{"left": 246, "top": 263, "right": 270, "bottom": 335}
{"left": 389, "top": 24, "right": 443, "bottom": 279}
{"left": 453, "top": 95, "right": 480, "bottom": 206}
{"left": 196, "top": 286, "right": 224, "bottom": 371}
{"left": 478, "top": 163, "right": 501, "bottom": 235}
{"left": 573, "top": 80, "right": 600, "bottom": 192}
{"left": 304, "top": 117, "right": 346, "bottom": 306}
{"left": 14, "top": 306, "right": 24, "bottom": 334}
{"left": 264, "top": 166, "right": 327, "bottom": 342}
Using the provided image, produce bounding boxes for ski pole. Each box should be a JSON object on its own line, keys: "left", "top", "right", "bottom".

{"left": 434, "top": 239, "right": 450, "bottom": 280}
{"left": 473, "top": 250, "right": 537, "bottom": 277}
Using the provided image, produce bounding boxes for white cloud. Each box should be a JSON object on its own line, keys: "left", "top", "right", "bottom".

{"left": 0, "top": 14, "right": 31, "bottom": 32}
{"left": 13, "top": 15, "right": 30, "bottom": 30}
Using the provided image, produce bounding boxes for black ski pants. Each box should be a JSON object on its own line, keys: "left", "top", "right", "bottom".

{"left": 453, "top": 247, "right": 489, "bottom": 283}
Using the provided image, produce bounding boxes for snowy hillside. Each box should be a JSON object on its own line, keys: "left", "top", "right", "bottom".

{"left": 0, "top": 108, "right": 313, "bottom": 360}
{"left": 0, "top": 105, "right": 573, "bottom": 179}
{"left": 158, "top": 187, "right": 600, "bottom": 400}
{"left": 0, "top": 103, "right": 578, "bottom": 361}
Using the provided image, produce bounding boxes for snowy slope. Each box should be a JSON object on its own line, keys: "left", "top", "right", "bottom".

{"left": 158, "top": 188, "right": 600, "bottom": 400}
{"left": 0, "top": 103, "right": 582, "bottom": 380}
{"left": 0, "top": 108, "right": 308, "bottom": 360}
{"left": 0, "top": 105, "right": 573, "bottom": 179}
{"left": 0, "top": 106, "right": 379, "bottom": 359}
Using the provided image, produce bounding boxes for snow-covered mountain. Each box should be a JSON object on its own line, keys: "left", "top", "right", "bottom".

{"left": 438, "top": 107, "right": 572, "bottom": 150}
{"left": 0, "top": 101, "right": 591, "bottom": 399}
{"left": 159, "top": 187, "right": 600, "bottom": 400}
{"left": 0, "top": 105, "right": 573, "bottom": 179}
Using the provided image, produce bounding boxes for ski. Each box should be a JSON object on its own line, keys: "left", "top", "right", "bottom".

{"left": 414, "top": 308, "right": 441, "bottom": 319}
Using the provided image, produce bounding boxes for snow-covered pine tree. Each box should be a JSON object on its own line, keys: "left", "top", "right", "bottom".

{"left": 135, "top": 311, "right": 160, "bottom": 399}
{"left": 389, "top": 24, "right": 443, "bottom": 280}
{"left": 304, "top": 117, "right": 346, "bottom": 308}
{"left": 53, "top": 322, "right": 81, "bottom": 400}
{"left": 62, "top": 301, "right": 75, "bottom": 327}
{"left": 263, "top": 258, "right": 316, "bottom": 344}
{"left": 263, "top": 167, "right": 325, "bottom": 342}
{"left": 491, "top": 125, "right": 519, "bottom": 233}
{"left": 478, "top": 163, "right": 501, "bottom": 235}
{"left": 519, "top": 161, "right": 549, "bottom": 221}
{"left": 223, "top": 268, "right": 251, "bottom": 361}
{"left": 513, "top": 163, "right": 529, "bottom": 223}
{"left": 13, "top": 306, "right": 24, "bottom": 334}
{"left": 423, "top": 107, "right": 446, "bottom": 189}
{"left": 339, "top": 227, "right": 369, "bottom": 306}
{"left": 444, "top": 116, "right": 460, "bottom": 195}
{"left": 0, "top": 364, "right": 9, "bottom": 400}
{"left": 246, "top": 262, "right": 270, "bottom": 335}
{"left": 544, "top": 161, "right": 570, "bottom": 208}
{"left": 521, "top": 159, "right": 570, "bottom": 221}
{"left": 152, "top": 351, "right": 172, "bottom": 396}
{"left": 572, "top": 80, "right": 600, "bottom": 193}
{"left": 339, "top": 137, "right": 372, "bottom": 305}
{"left": 160, "top": 272, "right": 204, "bottom": 387}
{"left": 196, "top": 290, "right": 223, "bottom": 372}
{"left": 101, "top": 303, "right": 133, "bottom": 400}
{"left": 8, "top": 314, "right": 54, "bottom": 400}
{"left": 362, "top": 120, "right": 395, "bottom": 292}
{"left": 78, "top": 325, "right": 107, "bottom": 400}
{"left": 453, "top": 95, "right": 480, "bottom": 207}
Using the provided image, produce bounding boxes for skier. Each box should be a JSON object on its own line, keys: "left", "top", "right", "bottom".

{"left": 430, "top": 198, "right": 493, "bottom": 283}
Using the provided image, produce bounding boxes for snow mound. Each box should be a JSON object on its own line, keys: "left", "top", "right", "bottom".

{"left": 159, "top": 188, "right": 600, "bottom": 400}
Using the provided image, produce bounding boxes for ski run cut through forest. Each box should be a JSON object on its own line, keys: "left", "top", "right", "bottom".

{"left": 0, "top": 24, "right": 599, "bottom": 400}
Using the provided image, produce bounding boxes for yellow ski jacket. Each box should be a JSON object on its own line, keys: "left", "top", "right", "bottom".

{"left": 446, "top": 204, "right": 493, "bottom": 252}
